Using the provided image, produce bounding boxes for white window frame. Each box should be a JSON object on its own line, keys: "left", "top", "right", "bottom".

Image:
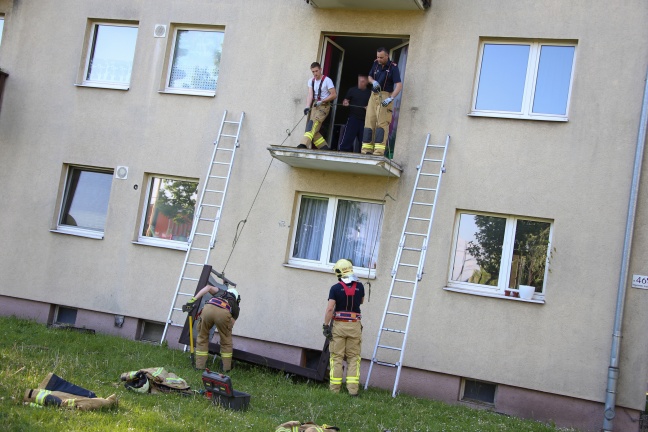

{"left": 445, "top": 211, "right": 553, "bottom": 302}
{"left": 287, "top": 193, "right": 383, "bottom": 279}
{"left": 469, "top": 40, "right": 576, "bottom": 122}
{"left": 0, "top": 15, "right": 5, "bottom": 50}
{"left": 52, "top": 165, "right": 114, "bottom": 240}
{"left": 136, "top": 174, "right": 199, "bottom": 251}
{"left": 163, "top": 26, "right": 224, "bottom": 97}
{"left": 79, "top": 21, "right": 139, "bottom": 90}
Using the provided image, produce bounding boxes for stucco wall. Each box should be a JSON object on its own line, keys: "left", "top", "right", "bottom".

{"left": 0, "top": 0, "right": 647, "bottom": 414}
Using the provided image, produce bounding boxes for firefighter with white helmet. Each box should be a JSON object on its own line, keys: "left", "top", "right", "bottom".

{"left": 323, "top": 259, "right": 365, "bottom": 396}
{"left": 183, "top": 284, "right": 241, "bottom": 371}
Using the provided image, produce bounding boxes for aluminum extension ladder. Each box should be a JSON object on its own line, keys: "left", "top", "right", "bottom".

{"left": 160, "top": 111, "right": 245, "bottom": 344}
{"left": 364, "top": 134, "right": 450, "bottom": 397}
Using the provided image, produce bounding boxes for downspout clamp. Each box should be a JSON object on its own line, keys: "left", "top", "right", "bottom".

{"left": 602, "top": 68, "right": 648, "bottom": 431}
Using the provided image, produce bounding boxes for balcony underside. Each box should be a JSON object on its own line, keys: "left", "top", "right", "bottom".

{"left": 305, "top": 0, "right": 430, "bottom": 10}
{"left": 268, "top": 146, "right": 402, "bottom": 177}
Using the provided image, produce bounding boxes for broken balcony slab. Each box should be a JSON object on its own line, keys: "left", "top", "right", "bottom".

{"left": 267, "top": 145, "right": 403, "bottom": 178}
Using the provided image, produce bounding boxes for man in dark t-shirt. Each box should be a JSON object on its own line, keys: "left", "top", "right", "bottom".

{"left": 339, "top": 75, "right": 372, "bottom": 152}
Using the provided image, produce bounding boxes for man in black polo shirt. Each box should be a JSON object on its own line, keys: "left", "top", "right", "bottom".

{"left": 323, "top": 259, "right": 365, "bottom": 396}
{"left": 362, "top": 47, "right": 403, "bottom": 156}
{"left": 339, "top": 74, "right": 372, "bottom": 153}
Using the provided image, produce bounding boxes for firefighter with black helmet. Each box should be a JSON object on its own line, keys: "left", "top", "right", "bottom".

{"left": 184, "top": 284, "right": 241, "bottom": 371}
{"left": 323, "top": 259, "right": 365, "bottom": 396}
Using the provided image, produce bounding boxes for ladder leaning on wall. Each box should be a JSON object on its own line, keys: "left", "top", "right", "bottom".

{"left": 160, "top": 111, "right": 245, "bottom": 344}
{"left": 364, "top": 133, "right": 450, "bottom": 397}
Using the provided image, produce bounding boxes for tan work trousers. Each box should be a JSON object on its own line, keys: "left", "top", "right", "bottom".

{"left": 23, "top": 389, "right": 117, "bottom": 410}
{"left": 329, "top": 320, "right": 362, "bottom": 395}
{"left": 362, "top": 91, "right": 393, "bottom": 156}
{"left": 301, "top": 103, "right": 330, "bottom": 149}
{"left": 195, "top": 304, "right": 234, "bottom": 371}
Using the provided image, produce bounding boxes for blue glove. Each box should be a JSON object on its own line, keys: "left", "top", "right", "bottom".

{"left": 381, "top": 97, "right": 393, "bottom": 107}
{"left": 372, "top": 81, "right": 381, "bottom": 93}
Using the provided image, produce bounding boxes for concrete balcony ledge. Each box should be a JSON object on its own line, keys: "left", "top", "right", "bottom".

{"left": 267, "top": 145, "right": 403, "bottom": 178}
{"left": 304, "top": 0, "right": 430, "bottom": 11}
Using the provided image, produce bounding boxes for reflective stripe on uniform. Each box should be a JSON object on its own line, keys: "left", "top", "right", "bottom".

{"left": 313, "top": 136, "right": 326, "bottom": 147}
{"left": 66, "top": 399, "right": 76, "bottom": 407}
{"left": 35, "top": 390, "right": 51, "bottom": 405}
{"left": 152, "top": 367, "right": 164, "bottom": 377}
{"left": 329, "top": 356, "right": 342, "bottom": 384}
{"left": 196, "top": 350, "right": 209, "bottom": 356}
{"left": 221, "top": 352, "right": 233, "bottom": 358}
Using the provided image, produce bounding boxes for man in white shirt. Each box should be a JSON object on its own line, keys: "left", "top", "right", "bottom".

{"left": 298, "top": 62, "right": 337, "bottom": 150}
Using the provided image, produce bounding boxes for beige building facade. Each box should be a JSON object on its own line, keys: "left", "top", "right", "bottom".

{"left": 1, "top": 1, "right": 647, "bottom": 430}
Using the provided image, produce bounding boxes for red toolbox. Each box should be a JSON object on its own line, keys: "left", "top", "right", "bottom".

{"left": 202, "top": 369, "right": 250, "bottom": 410}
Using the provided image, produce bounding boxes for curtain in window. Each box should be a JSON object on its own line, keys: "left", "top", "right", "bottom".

{"left": 292, "top": 196, "right": 328, "bottom": 260}
{"left": 330, "top": 200, "right": 383, "bottom": 268}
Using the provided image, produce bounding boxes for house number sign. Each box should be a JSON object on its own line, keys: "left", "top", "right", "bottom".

{"left": 632, "top": 275, "right": 648, "bottom": 289}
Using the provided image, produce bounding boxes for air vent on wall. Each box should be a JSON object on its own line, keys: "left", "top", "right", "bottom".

{"left": 154, "top": 24, "right": 167, "bottom": 38}
{"left": 115, "top": 166, "right": 129, "bottom": 180}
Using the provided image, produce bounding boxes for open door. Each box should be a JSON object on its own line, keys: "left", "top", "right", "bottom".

{"left": 388, "top": 42, "right": 409, "bottom": 158}
{"left": 320, "top": 37, "right": 344, "bottom": 148}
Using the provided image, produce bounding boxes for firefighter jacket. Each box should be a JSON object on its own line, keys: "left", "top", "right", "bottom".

{"left": 120, "top": 367, "right": 191, "bottom": 394}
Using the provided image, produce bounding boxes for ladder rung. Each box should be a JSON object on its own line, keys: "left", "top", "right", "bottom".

{"left": 419, "top": 172, "right": 439, "bottom": 176}
{"left": 189, "top": 247, "right": 209, "bottom": 251}
{"left": 386, "top": 311, "right": 409, "bottom": 317}
{"left": 423, "top": 158, "right": 443, "bottom": 162}
{"left": 201, "top": 204, "right": 221, "bottom": 208}
{"left": 382, "top": 327, "right": 406, "bottom": 334}
{"left": 398, "top": 263, "right": 418, "bottom": 268}
{"left": 416, "top": 187, "right": 437, "bottom": 191}
{"left": 193, "top": 233, "right": 211, "bottom": 237}
{"left": 402, "top": 247, "right": 422, "bottom": 252}
{"left": 209, "top": 175, "right": 227, "bottom": 179}
{"left": 212, "top": 161, "right": 231, "bottom": 165}
{"left": 412, "top": 202, "right": 434, "bottom": 206}
{"left": 199, "top": 218, "right": 216, "bottom": 222}
{"left": 390, "top": 295, "right": 413, "bottom": 300}
{"left": 186, "top": 262, "right": 203, "bottom": 266}
{"left": 373, "top": 360, "right": 397, "bottom": 368}
{"left": 394, "top": 278, "right": 416, "bottom": 284}
{"left": 213, "top": 147, "right": 234, "bottom": 152}
{"left": 427, "top": 144, "right": 446, "bottom": 148}
{"left": 220, "top": 134, "right": 237, "bottom": 138}
{"left": 404, "top": 232, "right": 426, "bottom": 236}
{"left": 181, "top": 277, "right": 199, "bottom": 282}
{"left": 168, "top": 322, "right": 185, "bottom": 328}
{"left": 408, "top": 217, "right": 430, "bottom": 221}
{"left": 378, "top": 344, "right": 402, "bottom": 351}
{"left": 206, "top": 189, "right": 224, "bottom": 193}
{"left": 223, "top": 120, "right": 239, "bottom": 124}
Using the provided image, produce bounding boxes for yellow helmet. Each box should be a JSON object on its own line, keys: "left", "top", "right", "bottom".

{"left": 333, "top": 259, "right": 354, "bottom": 279}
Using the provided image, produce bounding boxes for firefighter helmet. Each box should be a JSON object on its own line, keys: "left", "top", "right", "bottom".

{"left": 333, "top": 259, "right": 354, "bottom": 279}
{"left": 124, "top": 371, "right": 150, "bottom": 394}
{"left": 227, "top": 287, "right": 240, "bottom": 304}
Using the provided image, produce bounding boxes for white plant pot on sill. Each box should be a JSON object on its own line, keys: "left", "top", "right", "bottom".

{"left": 518, "top": 285, "right": 536, "bottom": 300}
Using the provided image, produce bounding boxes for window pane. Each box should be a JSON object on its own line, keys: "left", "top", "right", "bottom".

{"left": 508, "top": 220, "right": 551, "bottom": 292}
{"left": 142, "top": 178, "right": 198, "bottom": 242}
{"left": 330, "top": 200, "right": 383, "bottom": 268}
{"left": 475, "top": 44, "right": 530, "bottom": 112}
{"left": 532, "top": 45, "right": 575, "bottom": 115}
{"left": 292, "top": 196, "right": 328, "bottom": 260}
{"left": 451, "top": 214, "right": 506, "bottom": 286}
{"left": 0, "top": 18, "right": 5, "bottom": 48}
{"left": 60, "top": 169, "right": 113, "bottom": 231}
{"left": 169, "top": 30, "right": 223, "bottom": 91}
{"left": 86, "top": 25, "right": 138, "bottom": 84}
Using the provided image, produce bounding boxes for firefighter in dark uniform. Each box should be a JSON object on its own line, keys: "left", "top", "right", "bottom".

{"left": 362, "top": 47, "right": 403, "bottom": 156}
{"left": 184, "top": 284, "right": 241, "bottom": 371}
{"left": 323, "top": 259, "right": 365, "bottom": 396}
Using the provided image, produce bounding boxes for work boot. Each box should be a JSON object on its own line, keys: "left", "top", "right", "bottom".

{"left": 373, "top": 150, "right": 384, "bottom": 156}
{"left": 319, "top": 145, "right": 331, "bottom": 151}
{"left": 297, "top": 144, "right": 307, "bottom": 148}
{"left": 361, "top": 148, "right": 373, "bottom": 155}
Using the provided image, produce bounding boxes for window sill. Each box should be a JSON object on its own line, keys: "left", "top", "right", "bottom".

{"left": 50, "top": 227, "right": 104, "bottom": 240}
{"left": 468, "top": 111, "right": 568, "bottom": 122}
{"left": 75, "top": 82, "right": 130, "bottom": 91}
{"left": 283, "top": 262, "right": 376, "bottom": 280}
{"left": 132, "top": 240, "right": 189, "bottom": 251}
{"left": 158, "top": 89, "right": 216, "bottom": 97}
{"left": 443, "top": 286, "right": 545, "bottom": 304}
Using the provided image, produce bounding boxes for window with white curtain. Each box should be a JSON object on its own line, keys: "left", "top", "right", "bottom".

{"left": 82, "top": 22, "right": 139, "bottom": 89}
{"left": 289, "top": 194, "right": 383, "bottom": 276}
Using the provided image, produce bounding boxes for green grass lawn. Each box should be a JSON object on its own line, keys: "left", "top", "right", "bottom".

{"left": 0, "top": 316, "right": 577, "bottom": 431}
